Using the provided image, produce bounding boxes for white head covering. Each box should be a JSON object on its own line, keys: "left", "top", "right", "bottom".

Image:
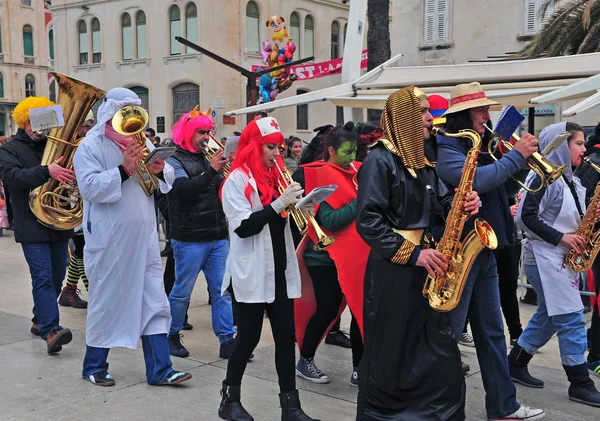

{"left": 87, "top": 87, "right": 141, "bottom": 137}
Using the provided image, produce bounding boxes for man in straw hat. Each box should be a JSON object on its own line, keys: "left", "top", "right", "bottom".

{"left": 0, "top": 96, "right": 75, "bottom": 354}
{"left": 437, "top": 82, "right": 544, "bottom": 420}
{"left": 355, "top": 86, "right": 481, "bottom": 420}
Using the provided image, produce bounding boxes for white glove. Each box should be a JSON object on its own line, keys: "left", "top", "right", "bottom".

{"left": 271, "top": 182, "right": 303, "bottom": 214}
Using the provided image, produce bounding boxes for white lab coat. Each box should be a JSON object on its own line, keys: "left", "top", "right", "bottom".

{"left": 221, "top": 167, "right": 301, "bottom": 303}
{"left": 73, "top": 135, "right": 174, "bottom": 349}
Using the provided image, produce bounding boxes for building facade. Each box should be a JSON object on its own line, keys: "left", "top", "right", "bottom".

{"left": 49, "top": 0, "right": 355, "bottom": 142}
{"left": 0, "top": 0, "right": 54, "bottom": 136}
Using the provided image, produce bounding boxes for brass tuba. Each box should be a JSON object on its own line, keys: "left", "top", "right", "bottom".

{"left": 112, "top": 105, "right": 159, "bottom": 196}
{"left": 485, "top": 127, "right": 567, "bottom": 193}
{"left": 273, "top": 159, "right": 335, "bottom": 250}
{"left": 423, "top": 127, "right": 498, "bottom": 311}
{"left": 29, "top": 72, "right": 106, "bottom": 230}
{"left": 565, "top": 156, "right": 600, "bottom": 272}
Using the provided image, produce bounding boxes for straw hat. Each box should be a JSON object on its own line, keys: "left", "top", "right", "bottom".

{"left": 443, "top": 82, "right": 500, "bottom": 116}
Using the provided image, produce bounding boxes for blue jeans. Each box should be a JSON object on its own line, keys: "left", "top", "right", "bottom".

{"left": 169, "top": 239, "right": 235, "bottom": 342}
{"left": 82, "top": 334, "right": 173, "bottom": 385}
{"left": 21, "top": 241, "right": 69, "bottom": 339}
{"left": 519, "top": 265, "right": 587, "bottom": 366}
{"left": 449, "top": 249, "right": 519, "bottom": 419}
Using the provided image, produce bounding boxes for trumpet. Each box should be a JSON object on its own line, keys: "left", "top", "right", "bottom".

{"left": 202, "top": 135, "right": 230, "bottom": 177}
{"left": 272, "top": 159, "right": 335, "bottom": 251}
{"left": 485, "top": 126, "right": 567, "bottom": 193}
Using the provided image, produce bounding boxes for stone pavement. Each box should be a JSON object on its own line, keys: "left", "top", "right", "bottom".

{"left": 0, "top": 230, "right": 598, "bottom": 420}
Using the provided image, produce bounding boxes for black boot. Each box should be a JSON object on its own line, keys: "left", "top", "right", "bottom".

{"left": 279, "top": 390, "right": 321, "bottom": 421}
{"left": 508, "top": 344, "right": 544, "bottom": 388}
{"left": 218, "top": 382, "right": 254, "bottom": 421}
{"left": 564, "top": 364, "right": 600, "bottom": 407}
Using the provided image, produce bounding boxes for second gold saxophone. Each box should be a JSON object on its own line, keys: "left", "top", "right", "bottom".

{"left": 566, "top": 156, "right": 600, "bottom": 272}
{"left": 423, "top": 127, "right": 498, "bottom": 312}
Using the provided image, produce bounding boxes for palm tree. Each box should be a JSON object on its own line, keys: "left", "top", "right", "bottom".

{"left": 520, "top": 0, "right": 600, "bottom": 58}
{"left": 367, "top": 0, "right": 391, "bottom": 122}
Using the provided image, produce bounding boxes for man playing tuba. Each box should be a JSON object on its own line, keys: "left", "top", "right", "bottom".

{"left": 73, "top": 87, "right": 191, "bottom": 387}
{"left": 0, "top": 96, "right": 76, "bottom": 354}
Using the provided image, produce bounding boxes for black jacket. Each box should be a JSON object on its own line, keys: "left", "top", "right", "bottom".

{"left": 576, "top": 148, "right": 600, "bottom": 204}
{"left": 167, "top": 148, "right": 228, "bottom": 242}
{"left": 0, "top": 129, "right": 73, "bottom": 243}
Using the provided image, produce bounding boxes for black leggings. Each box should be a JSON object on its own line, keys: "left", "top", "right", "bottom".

{"left": 302, "top": 265, "right": 364, "bottom": 368}
{"left": 494, "top": 245, "right": 523, "bottom": 340}
{"left": 225, "top": 270, "right": 296, "bottom": 393}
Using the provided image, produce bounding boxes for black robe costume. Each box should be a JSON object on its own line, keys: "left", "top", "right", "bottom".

{"left": 355, "top": 141, "right": 466, "bottom": 421}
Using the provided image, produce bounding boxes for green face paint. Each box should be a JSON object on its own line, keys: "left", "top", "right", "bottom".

{"left": 333, "top": 141, "right": 357, "bottom": 169}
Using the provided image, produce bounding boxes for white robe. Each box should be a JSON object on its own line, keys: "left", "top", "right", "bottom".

{"left": 73, "top": 134, "right": 174, "bottom": 349}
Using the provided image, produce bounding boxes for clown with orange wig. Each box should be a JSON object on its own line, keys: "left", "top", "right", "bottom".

{"left": 218, "top": 117, "right": 320, "bottom": 421}
{"left": 164, "top": 107, "right": 236, "bottom": 361}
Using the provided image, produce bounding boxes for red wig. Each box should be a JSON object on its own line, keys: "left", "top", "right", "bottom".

{"left": 228, "top": 117, "right": 284, "bottom": 206}
{"left": 172, "top": 110, "right": 214, "bottom": 152}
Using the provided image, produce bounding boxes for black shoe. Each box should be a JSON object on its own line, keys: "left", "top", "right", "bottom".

{"left": 218, "top": 381, "right": 254, "bottom": 421}
{"left": 84, "top": 370, "right": 115, "bottom": 387}
{"left": 520, "top": 294, "right": 537, "bottom": 306}
{"left": 461, "top": 361, "right": 470, "bottom": 375}
{"left": 564, "top": 363, "right": 600, "bottom": 407}
{"left": 508, "top": 344, "right": 544, "bottom": 388}
{"left": 157, "top": 370, "right": 192, "bottom": 385}
{"left": 324, "top": 330, "right": 351, "bottom": 349}
{"left": 30, "top": 323, "right": 40, "bottom": 336}
{"left": 58, "top": 285, "right": 88, "bottom": 309}
{"left": 168, "top": 333, "right": 189, "bottom": 358}
{"left": 219, "top": 338, "right": 254, "bottom": 361}
{"left": 160, "top": 245, "right": 171, "bottom": 257}
{"left": 350, "top": 367, "right": 359, "bottom": 387}
{"left": 279, "top": 390, "right": 321, "bottom": 421}
{"left": 182, "top": 322, "right": 194, "bottom": 331}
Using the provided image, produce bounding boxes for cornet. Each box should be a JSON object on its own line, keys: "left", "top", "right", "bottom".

{"left": 485, "top": 126, "right": 567, "bottom": 193}
{"left": 272, "top": 159, "right": 335, "bottom": 251}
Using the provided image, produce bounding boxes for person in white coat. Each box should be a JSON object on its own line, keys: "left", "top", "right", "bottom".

{"left": 73, "top": 88, "right": 191, "bottom": 387}
{"left": 218, "top": 117, "right": 319, "bottom": 421}
{"left": 513, "top": 122, "right": 600, "bottom": 407}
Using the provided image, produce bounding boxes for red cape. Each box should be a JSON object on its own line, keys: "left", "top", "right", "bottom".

{"left": 294, "top": 161, "right": 368, "bottom": 349}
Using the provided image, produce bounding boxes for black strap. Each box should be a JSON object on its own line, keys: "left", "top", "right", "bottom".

{"left": 563, "top": 174, "right": 584, "bottom": 219}
{"left": 425, "top": 184, "right": 447, "bottom": 223}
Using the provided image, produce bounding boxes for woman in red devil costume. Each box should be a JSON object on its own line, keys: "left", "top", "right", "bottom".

{"left": 294, "top": 122, "right": 368, "bottom": 386}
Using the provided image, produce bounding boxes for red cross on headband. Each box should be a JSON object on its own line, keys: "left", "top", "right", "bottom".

{"left": 255, "top": 117, "right": 282, "bottom": 136}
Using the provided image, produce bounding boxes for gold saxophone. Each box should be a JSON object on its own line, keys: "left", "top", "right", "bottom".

{"left": 29, "top": 73, "right": 106, "bottom": 230}
{"left": 566, "top": 156, "right": 600, "bottom": 272}
{"left": 423, "top": 127, "right": 498, "bottom": 311}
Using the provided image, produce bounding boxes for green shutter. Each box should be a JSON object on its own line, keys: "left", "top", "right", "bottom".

{"left": 49, "top": 30, "right": 54, "bottom": 60}
{"left": 23, "top": 31, "right": 34, "bottom": 56}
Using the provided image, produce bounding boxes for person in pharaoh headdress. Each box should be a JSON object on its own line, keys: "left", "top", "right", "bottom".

{"left": 355, "top": 86, "right": 481, "bottom": 420}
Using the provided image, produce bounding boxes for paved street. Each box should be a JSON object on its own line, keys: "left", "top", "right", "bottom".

{"left": 0, "top": 230, "right": 598, "bottom": 420}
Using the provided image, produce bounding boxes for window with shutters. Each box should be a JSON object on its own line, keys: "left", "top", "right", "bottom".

{"left": 0, "top": 72, "right": 4, "bottom": 98}
{"left": 23, "top": 25, "right": 34, "bottom": 56}
{"left": 0, "top": 113, "right": 5, "bottom": 137}
{"left": 25, "top": 74, "right": 35, "bottom": 97}
{"left": 186, "top": 3, "right": 198, "bottom": 46}
{"left": 48, "top": 29, "right": 54, "bottom": 60}
{"left": 92, "top": 18, "right": 102, "bottom": 63}
{"left": 169, "top": 5, "right": 182, "bottom": 55}
{"left": 136, "top": 11, "right": 147, "bottom": 59}
{"left": 331, "top": 21, "right": 340, "bottom": 59}
{"left": 122, "top": 14, "right": 133, "bottom": 60}
{"left": 304, "top": 16, "right": 315, "bottom": 59}
{"left": 131, "top": 86, "right": 149, "bottom": 112}
{"left": 245, "top": 1, "right": 260, "bottom": 52}
{"left": 49, "top": 80, "right": 56, "bottom": 102}
{"left": 297, "top": 89, "right": 309, "bottom": 131}
{"left": 290, "top": 12, "right": 300, "bottom": 54}
{"left": 0, "top": 23, "right": 3, "bottom": 53}
{"left": 524, "top": 0, "right": 554, "bottom": 35}
{"left": 423, "top": 0, "right": 449, "bottom": 45}
{"left": 78, "top": 20, "right": 88, "bottom": 64}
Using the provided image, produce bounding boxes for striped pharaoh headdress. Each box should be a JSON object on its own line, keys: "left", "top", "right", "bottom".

{"left": 377, "top": 86, "right": 426, "bottom": 170}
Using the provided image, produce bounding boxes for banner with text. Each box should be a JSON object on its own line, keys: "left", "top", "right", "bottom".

{"left": 252, "top": 50, "right": 368, "bottom": 81}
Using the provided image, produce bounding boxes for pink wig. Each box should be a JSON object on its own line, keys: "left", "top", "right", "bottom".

{"left": 172, "top": 111, "right": 214, "bottom": 152}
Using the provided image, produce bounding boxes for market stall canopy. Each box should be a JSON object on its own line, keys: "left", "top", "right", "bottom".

{"left": 226, "top": 53, "right": 600, "bottom": 116}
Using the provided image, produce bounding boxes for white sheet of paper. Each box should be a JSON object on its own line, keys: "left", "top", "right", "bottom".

{"left": 29, "top": 106, "right": 65, "bottom": 132}
{"left": 297, "top": 184, "right": 337, "bottom": 209}
{"left": 224, "top": 138, "right": 239, "bottom": 159}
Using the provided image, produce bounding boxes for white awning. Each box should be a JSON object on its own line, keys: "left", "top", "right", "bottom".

{"left": 562, "top": 91, "right": 600, "bottom": 117}
{"left": 530, "top": 72, "right": 600, "bottom": 104}
{"left": 226, "top": 52, "right": 600, "bottom": 116}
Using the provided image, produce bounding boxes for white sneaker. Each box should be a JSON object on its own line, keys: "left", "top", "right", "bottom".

{"left": 459, "top": 332, "right": 475, "bottom": 347}
{"left": 489, "top": 405, "right": 545, "bottom": 420}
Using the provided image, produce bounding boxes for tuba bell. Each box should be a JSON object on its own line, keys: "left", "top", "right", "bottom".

{"left": 29, "top": 73, "right": 106, "bottom": 230}
{"left": 112, "top": 105, "right": 159, "bottom": 196}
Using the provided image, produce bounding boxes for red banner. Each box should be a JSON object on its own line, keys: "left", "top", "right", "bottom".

{"left": 252, "top": 50, "right": 368, "bottom": 81}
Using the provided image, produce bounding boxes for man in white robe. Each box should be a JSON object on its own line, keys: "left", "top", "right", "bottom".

{"left": 73, "top": 88, "right": 191, "bottom": 387}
